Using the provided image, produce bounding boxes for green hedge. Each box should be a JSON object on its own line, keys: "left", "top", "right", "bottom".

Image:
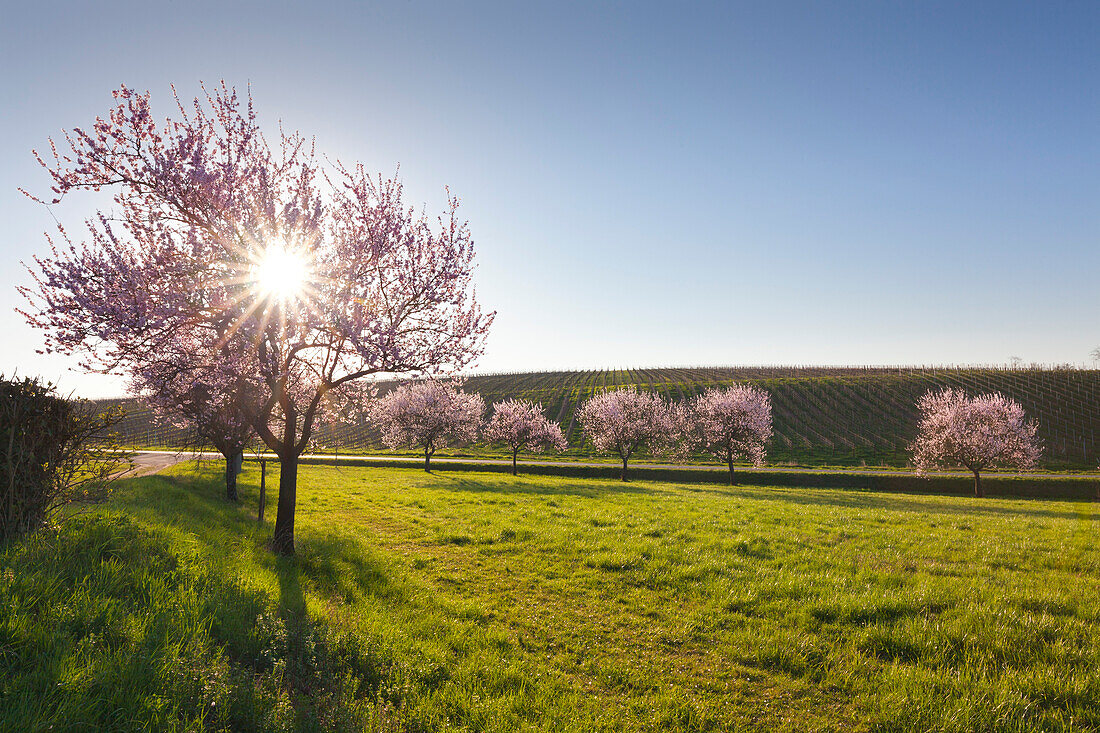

{"left": 275, "top": 456, "right": 1100, "bottom": 500}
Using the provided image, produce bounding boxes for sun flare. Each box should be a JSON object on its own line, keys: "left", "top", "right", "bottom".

{"left": 253, "top": 244, "right": 309, "bottom": 301}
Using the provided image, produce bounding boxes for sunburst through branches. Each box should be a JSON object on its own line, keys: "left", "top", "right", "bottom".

{"left": 251, "top": 242, "right": 311, "bottom": 303}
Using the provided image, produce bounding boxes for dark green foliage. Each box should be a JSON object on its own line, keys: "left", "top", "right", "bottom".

{"left": 0, "top": 376, "right": 125, "bottom": 541}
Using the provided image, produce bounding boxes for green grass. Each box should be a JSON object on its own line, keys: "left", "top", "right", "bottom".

{"left": 4, "top": 462, "right": 1100, "bottom": 731}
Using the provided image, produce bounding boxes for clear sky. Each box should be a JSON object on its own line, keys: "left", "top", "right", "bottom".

{"left": 2, "top": 1, "right": 1098, "bottom": 397}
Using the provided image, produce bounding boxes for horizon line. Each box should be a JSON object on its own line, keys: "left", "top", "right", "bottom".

{"left": 86, "top": 360, "right": 1097, "bottom": 401}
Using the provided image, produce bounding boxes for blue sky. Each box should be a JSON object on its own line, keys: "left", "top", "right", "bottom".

{"left": 2, "top": 1, "right": 1098, "bottom": 397}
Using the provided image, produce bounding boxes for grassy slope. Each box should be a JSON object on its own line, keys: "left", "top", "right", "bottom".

{"left": 101, "top": 367, "right": 1100, "bottom": 469}
{"left": 5, "top": 463, "right": 1100, "bottom": 731}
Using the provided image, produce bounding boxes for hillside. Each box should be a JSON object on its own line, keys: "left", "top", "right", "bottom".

{"left": 98, "top": 366, "right": 1100, "bottom": 468}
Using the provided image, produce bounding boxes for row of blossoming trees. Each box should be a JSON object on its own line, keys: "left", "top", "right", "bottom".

{"left": 368, "top": 381, "right": 1042, "bottom": 499}
{"left": 368, "top": 381, "right": 772, "bottom": 483}
{"left": 18, "top": 85, "right": 1043, "bottom": 554}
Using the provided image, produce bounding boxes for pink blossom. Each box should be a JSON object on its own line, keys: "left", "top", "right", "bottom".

{"left": 576, "top": 387, "right": 676, "bottom": 481}
{"left": 368, "top": 380, "right": 485, "bottom": 471}
{"left": 484, "top": 399, "right": 567, "bottom": 475}
{"left": 910, "top": 388, "right": 1042, "bottom": 497}
{"left": 684, "top": 385, "right": 772, "bottom": 484}
{"left": 20, "top": 84, "right": 493, "bottom": 554}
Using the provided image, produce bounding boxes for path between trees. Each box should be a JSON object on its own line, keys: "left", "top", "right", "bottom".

{"left": 117, "top": 451, "right": 189, "bottom": 479}
{"left": 122, "top": 450, "right": 1097, "bottom": 481}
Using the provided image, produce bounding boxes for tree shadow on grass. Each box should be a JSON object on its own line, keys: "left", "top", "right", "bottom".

{"left": 112, "top": 473, "right": 260, "bottom": 541}
{"left": 281, "top": 533, "right": 401, "bottom": 608}
{"left": 435, "top": 473, "right": 657, "bottom": 498}
{"left": 687, "top": 484, "right": 1100, "bottom": 523}
{"left": 113, "top": 468, "right": 401, "bottom": 610}
{"left": 61, "top": 466, "right": 413, "bottom": 729}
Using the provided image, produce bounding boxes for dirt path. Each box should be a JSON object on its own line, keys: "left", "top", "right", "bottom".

{"left": 116, "top": 451, "right": 188, "bottom": 479}
{"left": 125, "top": 449, "right": 1100, "bottom": 481}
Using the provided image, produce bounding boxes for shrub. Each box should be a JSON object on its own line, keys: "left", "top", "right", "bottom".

{"left": 0, "top": 376, "right": 126, "bottom": 541}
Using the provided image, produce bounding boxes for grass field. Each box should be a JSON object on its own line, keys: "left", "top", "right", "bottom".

{"left": 3, "top": 463, "right": 1100, "bottom": 731}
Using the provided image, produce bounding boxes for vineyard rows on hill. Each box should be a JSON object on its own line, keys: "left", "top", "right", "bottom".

{"left": 98, "top": 366, "right": 1100, "bottom": 469}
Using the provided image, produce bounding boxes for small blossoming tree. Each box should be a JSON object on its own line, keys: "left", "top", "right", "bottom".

{"left": 129, "top": 338, "right": 258, "bottom": 502}
{"left": 484, "top": 399, "right": 567, "bottom": 475}
{"left": 369, "top": 381, "right": 484, "bottom": 471}
{"left": 684, "top": 385, "right": 772, "bottom": 485}
{"left": 911, "top": 389, "right": 1042, "bottom": 497}
{"left": 576, "top": 387, "right": 676, "bottom": 481}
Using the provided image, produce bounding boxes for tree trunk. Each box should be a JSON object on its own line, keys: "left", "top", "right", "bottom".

{"left": 253, "top": 379, "right": 311, "bottom": 556}
{"left": 512, "top": 448, "right": 518, "bottom": 476}
{"left": 223, "top": 456, "right": 238, "bottom": 502}
{"left": 727, "top": 452, "right": 737, "bottom": 486}
{"left": 271, "top": 456, "right": 298, "bottom": 555}
{"left": 223, "top": 449, "right": 243, "bottom": 502}
{"left": 620, "top": 454, "right": 629, "bottom": 482}
{"left": 258, "top": 458, "right": 266, "bottom": 522}
{"left": 973, "top": 469, "right": 983, "bottom": 498}
{"left": 424, "top": 445, "right": 433, "bottom": 472}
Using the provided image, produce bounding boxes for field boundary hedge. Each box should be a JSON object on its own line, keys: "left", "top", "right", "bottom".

{"left": 269, "top": 455, "right": 1100, "bottom": 500}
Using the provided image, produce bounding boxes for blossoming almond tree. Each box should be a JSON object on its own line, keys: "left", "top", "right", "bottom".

{"left": 685, "top": 385, "right": 772, "bottom": 485}
{"left": 20, "top": 84, "right": 492, "bottom": 554}
{"left": 910, "top": 389, "right": 1042, "bottom": 497}
{"left": 576, "top": 387, "right": 677, "bottom": 481}
{"left": 369, "top": 381, "right": 484, "bottom": 471}
{"left": 484, "top": 399, "right": 568, "bottom": 475}
{"left": 129, "top": 337, "right": 258, "bottom": 502}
